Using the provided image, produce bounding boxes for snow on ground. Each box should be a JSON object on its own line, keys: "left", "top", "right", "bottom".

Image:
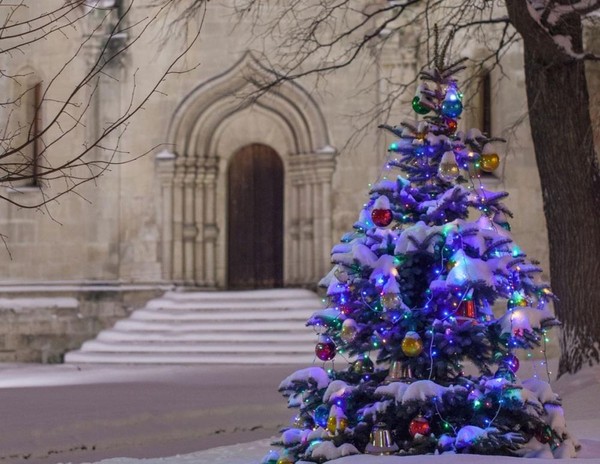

{"left": 85, "top": 438, "right": 274, "bottom": 464}
{"left": 0, "top": 363, "right": 195, "bottom": 388}
{"left": 0, "top": 363, "right": 294, "bottom": 464}
{"left": 0, "top": 361, "right": 598, "bottom": 464}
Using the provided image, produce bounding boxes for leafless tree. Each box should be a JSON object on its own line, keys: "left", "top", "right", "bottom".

{"left": 0, "top": 0, "right": 202, "bottom": 215}
{"left": 174, "top": 0, "right": 600, "bottom": 376}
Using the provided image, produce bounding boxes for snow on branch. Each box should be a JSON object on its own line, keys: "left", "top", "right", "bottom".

{"left": 526, "top": 0, "right": 600, "bottom": 60}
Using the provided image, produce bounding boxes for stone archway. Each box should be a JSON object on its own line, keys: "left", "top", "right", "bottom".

{"left": 157, "top": 52, "right": 337, "bottom": 288}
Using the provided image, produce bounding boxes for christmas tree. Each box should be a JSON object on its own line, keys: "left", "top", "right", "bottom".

{"left": 264, "top": 59, "right": 579, "bottom": 463}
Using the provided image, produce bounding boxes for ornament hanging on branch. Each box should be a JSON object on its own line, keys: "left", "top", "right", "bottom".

{"left": 445, "top": 118, "right": 458, "bottom": 134}
{"left": 504, "top": 353, "right": 520, "bottom": 373}
{"left": 384, "top": 360, "right": 414, "bottom": 384}
{"left": 371, "top": 195, "right": 393, "bottom": 227}
{"left": 480, "top": 144, "right": 500, "bottom": 172}
{"left": 380, "top": 276, "right": 402, "bottom": 311}
{"left": 276, "top": 456, "right": 294, "bottom": 464}
{"left": 457, "top": 290, "right": 477, "bottom": 320}
{"left": 314, "top": 404, "right": 330, "bottom": 428}
{"left": 441, "top": 86, "right": 463, "bottom": 118}
{"left": 365, "top": 422, "right": 399, "bottom": 455}
{"left": 340, "top": 319, "right": 358, "bottom": 342}
{"left": 401, "top": 331, "right": 424, "bottom": 357}
{"left": 457, "top": 299, "right": 476, "bottom": 319}
{"left": 352, "top": 354, "right": 374, "bottom": 375}
{"left": 315, "top": 335, "right": 336, "bottom": 361}
{"left": 409, "top": 414, "right": 431, "bottom": 437}
{"left": 327, "top": 408, "right": 348, "bottom": 435}
{"left": 438, "top": 151, "right": 460, "bottom": 182}
{"left": 412, "top": 83, "right": 432, "bottom": 115}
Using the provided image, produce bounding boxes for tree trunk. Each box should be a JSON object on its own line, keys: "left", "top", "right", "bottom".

{"left": 506, "top": 2, "right": 600, "bottom": 376}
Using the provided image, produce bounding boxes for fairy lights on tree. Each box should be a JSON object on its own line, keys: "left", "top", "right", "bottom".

{"left": 265, "top": 41, "right": 579, "bottom": 463}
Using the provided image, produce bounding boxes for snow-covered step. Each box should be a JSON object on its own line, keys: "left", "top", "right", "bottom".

{"left": 146, "top": 300, "right": 318, "bottom": 311}
{"left": 129, "top": 307, "right": 312, "bottom": 321}
{"left": 80, "top": 340, "right": 312, "bottom": 353}
{"left": 156, "top": 288, "right": 317, "bottom": 303}
{"left": 64, "top": 288, "right": 321, "bottom": 365}
{"left": 64, "top": 351, "right": 317, "bottom": 364}
{"left": 97, "top": 330, "right": 314, "bottom": 343}
{"left": 113, "top": 319, "right": 313, "bottom": 332}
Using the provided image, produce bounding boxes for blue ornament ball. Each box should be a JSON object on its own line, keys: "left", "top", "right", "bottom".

{"left": 314, "top": 404, "right": 329, "bottom": 428}
{"left": 441, "top": 98, "right": 463, "bottom": 118}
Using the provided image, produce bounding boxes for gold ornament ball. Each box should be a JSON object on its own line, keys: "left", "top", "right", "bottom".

{"left": 327, "top": 415, "right": 337, "bottom": 434}
{"left": 381, "top": 293, "right": 401, "bottom": 311}
{"left": 277, "top": 457, "right": 294, "bottom": 464}
{"left": 341, "top": 320, "right": 358, "bottom": 342}
{"left": 353, "top": 356, "right": 375, "bottom": 374}
{"left": 327, "top": 415, "right": 348, "bottom": 434}
{"left": 401, "top": 333, "right": 424, "bottom": 357}
{"left": 480, "top": 153, "right": 500, "bottom": 172}
{"left": 339, "top": 417, "right": 348, "bottom": 432}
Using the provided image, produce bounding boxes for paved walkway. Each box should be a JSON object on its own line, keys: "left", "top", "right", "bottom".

{"left": 0, "top": 364, "right": 296, "bottom": 464}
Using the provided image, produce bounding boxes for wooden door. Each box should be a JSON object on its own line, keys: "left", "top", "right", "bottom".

{"left": 227, "top": 144, "right": 284, "bottom": 289}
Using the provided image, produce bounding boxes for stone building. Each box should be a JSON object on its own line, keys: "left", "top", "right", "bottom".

{"left": 0, "top": 0, "right": 584, "bottom": 362}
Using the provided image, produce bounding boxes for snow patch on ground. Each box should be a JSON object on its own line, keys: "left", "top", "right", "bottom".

{"left": 75, "top": 362, "right": 600, "bottom": 464}
{"left": 0, "top": 363, "right": 211, "bottom": 388}
{"left": 85, "top": 438, "right": 273, "bottom": 464}
{"left": 83, "top": 435, "right": 600, "bottom": 464}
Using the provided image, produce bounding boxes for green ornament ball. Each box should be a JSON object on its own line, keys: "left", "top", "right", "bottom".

{"left": 412, "top": 96, "right": 430, "bottom": 115}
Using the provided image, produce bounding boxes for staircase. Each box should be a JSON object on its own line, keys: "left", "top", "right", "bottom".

{"left": 64, "top": 289, "right": 321, "bottom": 364}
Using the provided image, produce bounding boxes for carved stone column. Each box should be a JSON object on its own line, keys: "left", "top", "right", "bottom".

{"left": 202, "top": 156, "right": 219, "bottom": 287}
{"left": 288, "top": 148, "right": 336, "bottom": 286}
{"left": 172, "top": 157, "right": 186, "bottom": 282}
{"left": 155, "top": 150, "right": 176, "bottom": 280}
{"left": 315, "top": 148, "right": 337, "bottom": 279}
{"left": 193, "top": 158, "right": 206, "bottom": 285}
{"left": 183, "top": 157, "right": 198, "bottom": 284}
{"left": 287, "top": 182, "right": 300, "bottom": 285}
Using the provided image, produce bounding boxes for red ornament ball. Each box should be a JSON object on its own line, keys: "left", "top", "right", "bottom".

{"left": 371, "top": 208, "right": 393, "bottom": 227}
{"left": 409, "top": 415, "right": 430, "bottom": 437}
{"left": 446, "top": 119, "right": 458, "bottom": 133}
{"left": 315, "top": 338, "right": 336, "bottom": 361}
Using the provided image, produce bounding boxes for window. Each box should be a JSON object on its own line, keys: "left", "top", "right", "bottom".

{"left": 480, "top": 70, "right": 492, "bottom": 137}
{"left": 8, "top": 78, "right": 42, "bottom": 188}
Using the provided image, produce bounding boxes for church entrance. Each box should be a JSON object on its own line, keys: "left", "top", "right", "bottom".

{"left": 227, "top": 144, "right": 284, "bottom": 289}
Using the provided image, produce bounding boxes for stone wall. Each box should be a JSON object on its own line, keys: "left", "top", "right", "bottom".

{"left": 0, "top": 0, "right": 590, "bottom": 361}
{"left": 0, "top": 287, "right": 165, "bottom": 363}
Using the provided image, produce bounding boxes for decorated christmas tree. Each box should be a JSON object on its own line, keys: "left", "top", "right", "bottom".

{"left": 264, "top": 57, "right": 579, "bottom": 463}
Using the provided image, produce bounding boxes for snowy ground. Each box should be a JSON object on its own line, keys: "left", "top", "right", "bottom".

{"left": 0, "top": 363, "right": 294, "bottom": 464}
{"left": 0, "top": 361, "right": 598, "bottom": 464}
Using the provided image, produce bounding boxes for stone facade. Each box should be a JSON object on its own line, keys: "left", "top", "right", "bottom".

{"left": 1, "top": 0, "right": 591, "bottom": 361}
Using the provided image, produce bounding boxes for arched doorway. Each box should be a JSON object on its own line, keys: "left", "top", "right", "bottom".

{"left": 227, "top": 144, "right": 284, "bottom": 289}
